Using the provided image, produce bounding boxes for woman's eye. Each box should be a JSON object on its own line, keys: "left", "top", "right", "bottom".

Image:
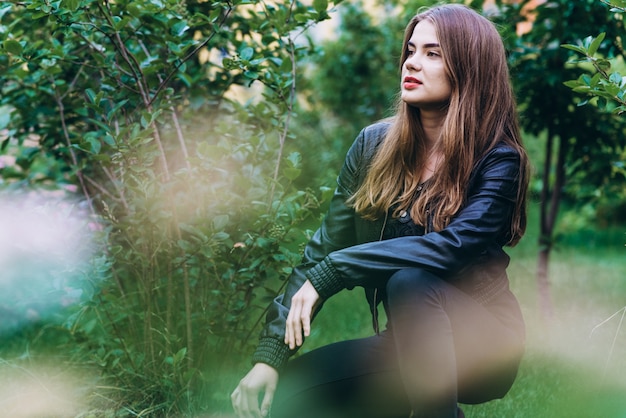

{"left": 427, "top": 51, "right": 440, "bottom": 57}
{"left": 407, "top": 49, "right": 415, "bottom": 56}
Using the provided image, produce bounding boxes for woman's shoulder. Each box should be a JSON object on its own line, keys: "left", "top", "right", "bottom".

{"left": 480, "top": 141, "right": 523, "bottom": 165}
{"left": 351, "top": 120, "right": 393, "bottom": 156}
{"left": 472, "top": 142, "right": 523, "bottom": 182}
{"left": 360, "top": 120, "right": 393, "bottom": 141}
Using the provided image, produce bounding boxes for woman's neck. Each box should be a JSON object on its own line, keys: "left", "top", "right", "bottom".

{"left": 419, "top": 109, "right": 446, "bottom": 148}
{"left": 418, "top": 109, "right": 446, "bottom": 182}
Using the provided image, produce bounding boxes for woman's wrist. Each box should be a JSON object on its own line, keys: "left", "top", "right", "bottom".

{"left": 252, "top": 337, "right": 291, "bottom": 371}
{"left": 306, "top": 257, "right": 344, "bottom": 300}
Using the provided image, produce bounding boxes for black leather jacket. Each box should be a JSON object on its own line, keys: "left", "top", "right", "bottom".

{"left": 252, "top": 122, "right": 523, "bottom": 370}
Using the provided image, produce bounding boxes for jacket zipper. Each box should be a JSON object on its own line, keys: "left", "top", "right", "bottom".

{"left": 373, "top": 212, "right": 389, "bottom": 335}
{"left": 372, "top": 205, "right": 430, "bottom": 335}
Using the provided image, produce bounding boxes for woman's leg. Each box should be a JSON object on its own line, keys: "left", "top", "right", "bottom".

{"left": 271, "top": 269, "right": 524, "bottom": 418}
{"left": 385, "top": 268, "right": 524, "bottom": 418}
{"left": 271, "top": 334, "right": 411, "bottom": 418}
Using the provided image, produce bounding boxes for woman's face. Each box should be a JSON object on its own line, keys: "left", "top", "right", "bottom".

{"left": 400, "top": 20, "right": 452, "bottom": 111}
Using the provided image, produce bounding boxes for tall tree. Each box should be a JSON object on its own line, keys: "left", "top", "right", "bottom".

{"left": 562, "top": 1, "right": 626, "bottom": 215}
{"left": 497, "top": 0, "right": 626, "bottom": 318}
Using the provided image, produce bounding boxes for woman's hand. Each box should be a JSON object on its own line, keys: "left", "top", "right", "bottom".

{"left": 285, "top": 279, "right": 320, "bottom": 349}
{"left": 231, "top": 363, "right": 279, "bottom": 418}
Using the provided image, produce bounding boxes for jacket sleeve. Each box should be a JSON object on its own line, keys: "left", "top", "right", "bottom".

{"left": 306, "top": 146, "right": 523, "bottom": 301}
{"left": 251, "top": 126, "right": 380, "bottom": 370}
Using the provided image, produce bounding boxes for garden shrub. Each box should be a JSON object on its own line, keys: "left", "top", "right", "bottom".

{"left": 0, "top": 0, "right": 336, "bottom": 413}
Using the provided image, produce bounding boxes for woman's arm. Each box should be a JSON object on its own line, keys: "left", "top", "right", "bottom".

{"left": 306, "top": 145, "right": 523, "bottom": 301}
{"left": 251, "top": 123, "right": 388, "bottom": 369}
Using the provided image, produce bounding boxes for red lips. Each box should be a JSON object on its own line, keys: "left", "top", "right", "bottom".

{"left": 403, "top": 76, "right": 422, "bottom": 89}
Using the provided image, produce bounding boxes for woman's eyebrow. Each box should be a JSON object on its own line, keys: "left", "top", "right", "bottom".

{"left": 407, "top": 41, "right": 441, "bottom": 49}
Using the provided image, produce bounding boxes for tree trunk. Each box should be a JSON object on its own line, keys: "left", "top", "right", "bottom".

{"left": 537, "top": 128, "right": 567, "bottom": 319}
{"left": 536, "top": 241, "right": 553, "bottom": 318}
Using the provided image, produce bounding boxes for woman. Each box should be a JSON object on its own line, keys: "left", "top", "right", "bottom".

{"left": 231, "top": 4, "right": 529, "bottom": 417}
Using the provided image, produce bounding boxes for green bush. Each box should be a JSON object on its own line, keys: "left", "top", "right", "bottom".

{"left": 0, "top": 0, "right": 336, "bottom": 413}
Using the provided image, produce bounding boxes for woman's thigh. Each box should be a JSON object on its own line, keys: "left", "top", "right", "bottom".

{"left": 271, "top": 334, "right": 411, "bottom": 418}
{"left": 386, "top": 269, "right": 524, "bottom": 404}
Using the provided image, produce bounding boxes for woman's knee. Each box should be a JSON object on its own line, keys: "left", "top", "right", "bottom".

{"left": 386, "top": 268, "right": 444, "bottom": 302}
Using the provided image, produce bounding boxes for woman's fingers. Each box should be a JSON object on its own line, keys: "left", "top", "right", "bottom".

{"left": 301, "top": 298, "right": 312, "bottom": 338}
{"left": 296, "top": 296, "right": 313, "bottom": 346}
{"left": 260, "top": 378, "right": 277, "bottom": 417}
{"left": 285, "top": 299, "right": 302, "bottom": 349}
{"left": 285, "top": 280, "right": 320, "bottom": 349}
{"left": 231, "top": 386, "right": 257, "bottom": 418}
{"left": 232, "top": 364, "right": 279, "bottom": 418}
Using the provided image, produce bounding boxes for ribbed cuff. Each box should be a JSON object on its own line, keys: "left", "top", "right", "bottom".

{"left": 252, "top": 337, "right": 291, "bottom": 371}
{"left": 306, "top": 257, "right": 344, "bottom": 300}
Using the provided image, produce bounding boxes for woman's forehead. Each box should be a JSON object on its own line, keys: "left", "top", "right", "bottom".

{"left": 408, "top": 20, "right": 439, "bottom": 46}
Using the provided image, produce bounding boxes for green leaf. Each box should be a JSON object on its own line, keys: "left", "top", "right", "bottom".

{"left": 173, "top": 347, "right": 187, "bottom": 365}
{"left": 87, "top": 136, "right": 101, "bottom": 154}
{"left": 597, "top": 59, "right": 611, "bottom": 72}
{"left": 240, "top": 47, "right": 254, "bottom": 61}
{"left": 604, "top": 83, "right": 620, "bottom": 96}
{"left": 126, "top": 3, "right": 142, "bottom": 17}
{"left": 609, "top": 72, "right": 622, "bottom": 85}
{"left": 106, "top": 99, "right": 128, "bottom": 120}
{"left": 590, "top": 73, "right": 602, "bottom": 87}
{"left": 588, "top": 32, "right": 605, "bottom": 56}
{"left": 213, "top": 232, "right": 230, "bottom": 241}
{"left": 0, "top": 105, "right": 12, "bottom": 130}
{"left": 212, "top": 214, "right": 230, "bottom": 230}
{"left": 103, "top": 134, "right": 116, "bottom": 146}
{"left": 294, "top": 13, "right": 309, "bottom": 23}
{"left": 62, "top": 0, "right": 81, "bottom": 12}
{"left": 286, "top": 151, "right": 301, "bottom": 167}
{"left": 244, "top": 70, "right": 259, "bottom": 80}
{"left": 313, "top": 0, "right": 328, "bottom": 13}
{"left": 563, "top": 80, "right": 581, "bottom": 88}
{"left": 85, "top": 88, "right": 98, "bottom": 104}
{"left": 282, "top": 167, "right": 301, "bottom": 180}
{"left": 3, "top": 40, "right": 23, "bottom": 56}
{"left": 561, "top": 44, "right": 586, "bottom": 55}
{"left": 171, "top": 21, "right": 189, "bottom": 37}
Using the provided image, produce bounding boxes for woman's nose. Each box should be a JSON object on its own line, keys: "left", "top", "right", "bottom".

{"left": 405, "top": 54, "right": 421, "bottom": 71}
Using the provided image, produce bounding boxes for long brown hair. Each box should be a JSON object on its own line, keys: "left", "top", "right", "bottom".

{"left": 350, "top": 4, "right": 529, "bottom": 246}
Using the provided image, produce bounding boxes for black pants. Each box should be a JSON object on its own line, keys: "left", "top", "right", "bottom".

{"left": 271, "top": 268, "right": 525, "bottom": 418}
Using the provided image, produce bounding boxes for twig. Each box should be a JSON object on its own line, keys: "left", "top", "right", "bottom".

{"left": 52, "top": 78, "right": 96, "bottom": 216}
{"left": 589, "top": 305, "right": 626, "bottom": 378}
{"left": 268, "top": 37, "right": 297, "bottom": 207}
{"left": 600, "top": 0, "right": 626, "bottom": 14}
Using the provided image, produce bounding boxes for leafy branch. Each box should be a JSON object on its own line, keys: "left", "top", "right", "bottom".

{"left": 563, "top": 32, "right": 626, "bottom": 113}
